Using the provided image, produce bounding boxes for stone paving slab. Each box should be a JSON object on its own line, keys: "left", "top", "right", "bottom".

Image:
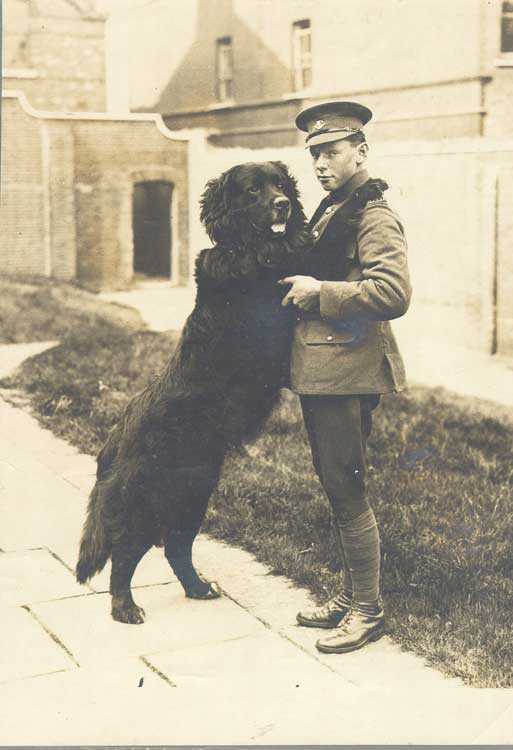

{"left": 193, "top": 536, "right": 319, "bottom": 627}
{"left": 0, "top": 658, "right": 175, "bottom": 746}
{"left": 1, "top": 606, "right": 75, "bottom": 683}
{"left": 471, "top": 700, "right": 513, "bottom": 744}
{"left": 146, "top": 630, "right": 351, "bottom": 743}
{"left": 0, "top": 399, "right": 78, "bottom": 455}
{"left": 33, "top": 452, "right": 97, "bottom": 491}
{"left": 193, "top": 536, "right": 463, "bottom": 691}
{"left": 0, "top": 548, "right": 84, "bottom": 607}
{"left": 99, "top": 285, "right": 195, "bottom": 332}
{"left": 259, "top": 686, "right": 513, "bottom": 746}
{"left": 1, "top": 659, "right": 511, "bottom": 747}
{"left": 279, "top": 622, "right": 460, "bottom": 691}
{"left": 146, "top": 629, "right": 343, "bottom": 690}
{"left": 0, "top": 460, "right": 85, "bottom": 550}
{"left": 53, "top": 543, "right": 177, "bottom": 594}
{"left": 0, "top": 447, "right": 86, "bottom": 488}
{"left": 30, "top": 583, "right": 265, "bottom": 668}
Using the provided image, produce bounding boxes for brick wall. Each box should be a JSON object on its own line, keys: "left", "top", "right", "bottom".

{"left": 72, "top": 120, "right": 189, "bottom": 290}
{"left": 3, "top": 0, "right": 105, "bottom": 112}
{"left": 1, "top": 93, "right": 190, "bottom": 291}
{"left": 0, "top": 97, "right": 47, "bottom": 276}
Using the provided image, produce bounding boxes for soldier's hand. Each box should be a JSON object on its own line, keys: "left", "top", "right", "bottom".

{"left": 278, "top": 275, "right": 322, "bottom": 310}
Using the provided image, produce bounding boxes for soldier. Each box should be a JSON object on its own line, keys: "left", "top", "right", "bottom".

{"left": 279, "top": 101, "right": 412, "bottom": 654}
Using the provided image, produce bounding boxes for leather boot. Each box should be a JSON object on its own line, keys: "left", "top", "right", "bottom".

{"left": 296, "top": 594, "right": 351, "bottom": 629}
{"left": 315, "top": 606, "right": 385, "bottom": 653}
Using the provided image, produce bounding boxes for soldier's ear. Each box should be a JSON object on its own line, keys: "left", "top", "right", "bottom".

{"left": 355, "top": 142, "right": 369, "bottom": 165}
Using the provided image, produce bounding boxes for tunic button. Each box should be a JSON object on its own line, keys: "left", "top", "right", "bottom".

{"left": 326, "top": 335, "right": 333, "bottom": 341}
{"left": 312, "top": 230, "right": 319, "bottom": 237}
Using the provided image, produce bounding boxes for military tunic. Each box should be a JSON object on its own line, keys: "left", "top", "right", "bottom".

{"left": 291, "top": 169, "right": 411, "bottom": 396}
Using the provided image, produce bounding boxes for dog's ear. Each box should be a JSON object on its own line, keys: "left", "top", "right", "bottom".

{"left": 271, "top": 161, "right": 306, "bottom": 228}
{"left": 200, "top": 168, "right": 236, "bottom": 244}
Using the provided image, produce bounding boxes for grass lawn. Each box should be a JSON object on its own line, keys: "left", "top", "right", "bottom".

{"left": 1, "top": 277, "right": 512, "bottom": 687}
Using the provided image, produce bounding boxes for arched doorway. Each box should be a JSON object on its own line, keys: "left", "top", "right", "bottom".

{"left": 132, "top": 181, "right": 173, "bottom": 278}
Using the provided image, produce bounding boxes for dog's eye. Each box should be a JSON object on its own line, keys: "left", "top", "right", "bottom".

{"left": 276, "top": 183, "right": 284, "bottom": 189}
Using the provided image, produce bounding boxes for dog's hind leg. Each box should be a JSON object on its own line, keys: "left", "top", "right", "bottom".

{"left": 162, "top": 463, "right": 222, "bottom": 600}
{"left": 165, "top": 529, "right": 221, "bottom": 599}
{"left": 110, "top": 537, "right": 152, "bottom": 624}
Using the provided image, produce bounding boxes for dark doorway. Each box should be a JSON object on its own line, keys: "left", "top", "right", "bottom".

{"left": 132, "top": 181, "right": 173, "bottom": 278}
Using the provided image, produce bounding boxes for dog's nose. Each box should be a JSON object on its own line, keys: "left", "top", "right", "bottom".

{"left": 273, "top": 196, "right": 290, "bottom": 209}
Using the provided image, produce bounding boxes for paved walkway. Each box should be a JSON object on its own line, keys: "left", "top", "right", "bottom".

{"left": 100, "top": 283, "right": 196, "bottom": 332}
{"left": 1, "top": 348, "right": 513, "bottom": 744}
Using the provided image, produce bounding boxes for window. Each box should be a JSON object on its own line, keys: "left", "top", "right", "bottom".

{"left": 501, "top": 1, "right": 513, "bottom": 53}
{"left": 292, "top": 20, "right": 312, "bottom": 91}
{"left": 216, "top": 37, "right": 233, "bottom": 101}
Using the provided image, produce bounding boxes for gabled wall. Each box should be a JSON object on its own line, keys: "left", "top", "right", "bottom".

{"left": 105, "top": 0, "right": 502, "bottom": 146}
{"left": 0, "top": 92, "right": 190, "bottom": 291}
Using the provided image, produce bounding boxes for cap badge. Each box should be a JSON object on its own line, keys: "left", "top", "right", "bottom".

{"left": 313, "top": 119, "right": 325, "bottom": 130}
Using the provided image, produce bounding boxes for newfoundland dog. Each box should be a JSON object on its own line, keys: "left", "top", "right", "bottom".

{"left": 75, "top": 161, "right": 310, "bottom": 623}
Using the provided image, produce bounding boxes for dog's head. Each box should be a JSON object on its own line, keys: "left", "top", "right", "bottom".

{"left": 200, "top": 161, "right": 307, "bottom": 246}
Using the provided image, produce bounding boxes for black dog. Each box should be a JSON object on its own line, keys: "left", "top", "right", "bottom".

{"left": 75, "top": 161, "right": 310, "bottom": 623}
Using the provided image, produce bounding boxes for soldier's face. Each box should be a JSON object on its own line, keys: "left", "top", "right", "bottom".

{"left": 310, "top": 139, "right": 367, "bottom": 192}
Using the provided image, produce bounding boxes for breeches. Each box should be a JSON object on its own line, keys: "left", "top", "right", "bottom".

{"left": 300, "top": 394, "right": 380, "bottom": 523}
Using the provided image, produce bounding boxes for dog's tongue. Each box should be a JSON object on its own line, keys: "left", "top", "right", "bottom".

{"left": 271, "top": 223, "right": 287, "bottom": 234}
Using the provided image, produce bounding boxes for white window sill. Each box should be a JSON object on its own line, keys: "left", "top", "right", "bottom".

{"left": 494, "top": 57, "right": 513, "bottom": 67}
{"left": 282, "top": 89, "right": 317, "bottom": 101}
{"left": 207, "top": 100, "right": 236, "bottom": 111}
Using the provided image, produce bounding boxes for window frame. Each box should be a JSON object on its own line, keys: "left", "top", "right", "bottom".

{"left": 215, "top": 36, "right": 234, "bottom": 102}
{"left": 292, "top": 19, "right": 312, "bottom": 92}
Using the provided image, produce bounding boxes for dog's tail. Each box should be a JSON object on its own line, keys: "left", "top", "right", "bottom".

{"left": 75, "top": 483, "right": 111, "bottom": 584}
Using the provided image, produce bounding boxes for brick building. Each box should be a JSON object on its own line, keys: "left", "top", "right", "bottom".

{"left": 3, "top": 0, "right": 106, "bottom": 112}
{"left": 1, "top": 0, "right": 191, "bottom": 291}
{"left": 106, "top": 0, "right": 513, "bottom": 148}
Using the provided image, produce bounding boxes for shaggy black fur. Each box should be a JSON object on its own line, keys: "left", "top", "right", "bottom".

{"left": 75, "top": 161, "right": 310, "bottom": 623}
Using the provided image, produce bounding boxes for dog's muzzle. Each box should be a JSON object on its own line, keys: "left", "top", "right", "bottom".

{"left": 271, "top": 197, "right": 292, "bottom": 234}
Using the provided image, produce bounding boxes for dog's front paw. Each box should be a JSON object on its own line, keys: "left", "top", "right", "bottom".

{"left": 185, "top": 579, "right": 222, "bottom": 600}
{"left": 111, "top": 602, "right": 146, "bottom": 624}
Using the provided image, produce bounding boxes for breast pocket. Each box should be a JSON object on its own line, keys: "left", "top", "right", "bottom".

{"left": 305, "top": 319, "right": 367, "bottom": 346}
